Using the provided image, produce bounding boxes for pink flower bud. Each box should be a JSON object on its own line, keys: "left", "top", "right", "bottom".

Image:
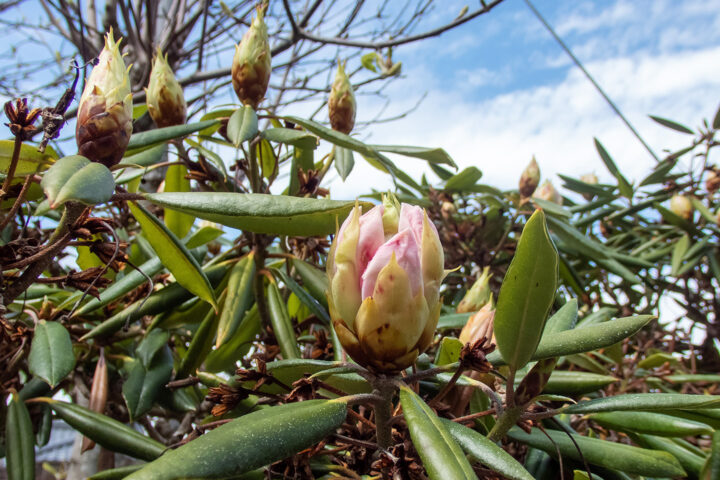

{"left": 327, "top": 197, "right": 445, "bottom": 372}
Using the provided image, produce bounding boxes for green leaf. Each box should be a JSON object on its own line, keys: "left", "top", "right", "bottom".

{"left": 5, "top": 392, "right": 35, "bottom": 480}
{"left": 257, "top": 138, "right": 277, "bottom": 180}
{"left": 129, "top": 201, "right": 217, "bottom": 310}
{"left": 437, "top": 312, "right": 473, "bottom": 330}
{"left": 262, "top": 128, "right": 317, "bottom": 150}
{"left": 29, "top": 320, "right": 76, "bottom": 387}
{"left": 565, "top": 393, "right": 720, "bottom": 414}
{"left": 124, "top": 400, "right": 348, "bottom": 480}
{"left": 539, "top": 370, "right": 616, "bottom": 395}
{"left": 590, "top": 411, "right": 713, "bottom": 437}
{"left": 126, "top": 119, "right": 219, "bottom": 152}
{"left": 707, "top": 431, "right": 720, "bottom": 479}
{"left": 633, "top": 434, "right": 704, "bottom": 477}
{"left": 227, "top": 106, "right": 259, "bottom": 146}
{"left": 0, "top": 140, "right": 56, "bottom": 174}
{"left": 122, "top": 347, "right": 173, "bottom": 420}
{"left": 399, "top": 387, "right": 476, "bottom": 480}
{"left": 176, "top": 299, "right": 222, "bottom": 378}
{"left": 440, "top": 419, "right": 533, "bottom": 480}
{"left": 595, "top": 138, "right": 633, "bottom": 198}
{"left": 649, "top": 115, "right": 694, "bottom": 134}
{"left": 547, "top": 215, "right": 608, "bottom": 260}
{"left": 143, "top": 192, "right": 370, "bottom": 236}
{"left": 508, "top": 427, "right": 685, "bottom": 477}
{"left": 205, "top": 305, "right": 261, "bottom": 373}
{"left": 436, "top": 337, "right": 464, "bottom": 366}
{"left": 291, "top": 258, "right": 328, "bottom": 308}
{"left": 136, "top": 329, "right": 170, "bottom": 368}
{"left": 542, "top": 299, "right": 578, "bottom": 336}
{"left": 216, "top": 255, "right": 256, "bottom": 347}
{"left": 87, "top": 465, "right": 144, "bottom": 480}
{"left": 494, "top": 210, "right": 558, "bottom": 371}
{"left": 371, "top": 144, "right": 457, "bottom": 168}
{"left": 271, "top": 267, "right": 329, "bottom": 325}
{"left": 487, "top": 315, "right": 655, "bottom": 366}
{"left": 444, "top": 166, "right": 483, "bottom": 191}
{"left": 361, "top": 52, "right": 379, "bottom": 72}
{"left": 41, "top": 155, "right": 114, "bottom": 208}
{"left": 163, "top": 163, "right": 194, "bottom": 238}
{"left": 185, "top": 225, "right": 224, "bottom": 249}
{"left": 118, "top": 144, "right": 167, "bottom": 168}
{"left": 671, "top": 234, "right": 690, "bottom": 275}
{"left": 335, "top": 146, "right": 355, "bottom": 181}
{"left": 284, "top": 115, "right": 377, "bottom": 158}
{"left": 37, "top": 398, "right": 164, "bottom": 461}
{"left": 267, "top": 280, "right": 301, "bottom": 359}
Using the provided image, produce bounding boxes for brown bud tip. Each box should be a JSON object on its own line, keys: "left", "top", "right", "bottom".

{"left": 519, "top": 157, "right": 540, "bottom": 198}
{"left": 231, "top": 6, "right": 271, "bottom": 109}
{"left": 146, "top": 48, "right": 187, "bottom": 128}
{"left": 76, "top": 29, "right": 133, "bottom": 167}
{"left": 328, "top": 61, "right": 356, "bottom": 134}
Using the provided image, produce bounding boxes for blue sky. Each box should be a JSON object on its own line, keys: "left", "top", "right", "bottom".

{"left": 326, "top": 0, "right": 720, "bottom": 198}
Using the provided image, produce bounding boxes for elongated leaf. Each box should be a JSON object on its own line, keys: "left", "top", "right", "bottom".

{"left": 126, "top": 119, "right": 219, "bottom": 151}
{"left": 129, "top": 201, "right": 217, "bottom": 310}
{"left": 291, "top": 258, "right": 328, "bottom": 308}
{"left": 437, "top": 312, "right": 473, "bottom": 330}
{"left": 73, "top": 257, "right": 164, "bottom": 316}
{"left": 285, "top": 115, "right": 377, "bottom": 158}
{"left": 0, "top": 140, "right": 56, "bottom": 174}
{"left": 88, "top": 465, "right": 144, "bottom": 480}
{"left": 205, "top": 305, "right": 261, "bottom": 373}
{"left": 400, "top": 387, "right": 476, "bottom": 479}
{"left": 271, "top": 267, "right": 329, "bottom": 324}
{"left": 488, "top": 315, "right": 655, "bottom": 366}
{"left": 29, "top": 320, "right": 76, "bottom": 387}
{"left": 163, "top": 163, "right": 194, "bottom": 238}
{"left": 444, "top": 166, "right": 482, "bottom": 191}
{"left": 371, "top": 144, "right": 457, "bottom": 167}
{"left": 671, "top": 234, "right": 690, "bottom": 275}
{"left": 144, "top": 192, "right": 369, "bottom": 236}
{"left": 122, "top": 347, "right": 174, "bottom": 420}
{"left": 565, "top": 393, "right": 720, "bottom": 414}
{"left": 41, "top": 155, "right": 114, "bottom": 208}
{"left": 267, "top": 280, "right": 301, "bottom": 359}
{"left": 508, "top": 427, "right": 685, "bottom": 477}
{"left": 335, "top": 146, "right": 355, "bottom": 180}
{"left": 547, "top": 215, "right": 608, "bottom": 259}
{"left": 542, "top": 299, "right": 578, "bottom": 335}
{"left": 124, "top": 400, "right": 348, "bottom": 480}
{"left": 494, "top": 209, "right": 558, "bottom": 370}
{"left": 441, "top": 419, "right": 533, "bottom": 480}
{"left": 36, "top": 398, "right": 164, "bottom": 460}
{"left": 539, "top": 370, "right": 616, "bottom": 395}
{"left": 177, "top": 303, "right": 221, "bottom": 378}
{"left": 634, "top": 434, "right": 704, "bottom": 476}
{"left": 136, "top": 329, "right": 170, "bottom": 368}
{"left": 590, "top": 411, "right": 713, "bottom": 437}
{"left": 6, "top": 392, "right": 35, "bottom": 480}
{"left": 262, "top": 128, "right": 317, "bottom": 149}
{"left": 649, "top": 115, "right": 694, "bottom": 134}
{"left": 217, "top": 255, "right": 256, "bottom": 347}
{"left": 707, "top": 431, "right": 720, "bottom": 479}
{"left": 227, "top": 106, "right": 259, "bottom": 146}
{"left": 595, "top": 138, "right": 633, "bottom": 198}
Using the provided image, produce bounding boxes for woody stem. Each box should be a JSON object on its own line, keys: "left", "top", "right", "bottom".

{"left": 371, "top": 378, "right": 396, "bottom": 450}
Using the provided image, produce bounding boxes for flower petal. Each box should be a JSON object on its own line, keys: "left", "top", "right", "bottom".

{"left": 361, "top": 229, "right": 421, "bottom": 300}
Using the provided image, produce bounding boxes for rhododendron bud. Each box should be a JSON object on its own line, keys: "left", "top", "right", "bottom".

{"left": 533, "top": 180, "right": 562, "bottom": 205}
{"left": 670, "top": 194, "right": 693, "bottom": 220}
{"left": 519, "top": 157, "right": 540, "bottom": 198}
{"left": 456, "top": 266, "right": 492, "bottom": 314}
{"left": 327, "top": 199, "right": 444, "bottom": 371}
{"left": 328, "top": 61, "right": 356, "bottom": 134}
{"left": 231, "top": 6, "right": 271, "bottom": 109}
{"left": 146, "top": 48, "right": 186, "bottom": 128}
{"left": 580, "top": 172, "right": 599, "bottom": 200}
{"left": 705, "top": 168, "right": 719, "bottom": 194}
{"left": 459, "top": 302, "right": 495, "bottom": 347}
{"left": 76, "top": 30, "right": 132, "bottom": 168}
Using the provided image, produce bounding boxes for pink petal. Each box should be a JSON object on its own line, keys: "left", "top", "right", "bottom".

{"left": 399, "top": 203, "right": 438, "bottom": 246}
{"left": 361, "top": 229, "right": 421, "bottom": 299}
{"left": 356, "top": 205, "right": 385, "bottom": 278}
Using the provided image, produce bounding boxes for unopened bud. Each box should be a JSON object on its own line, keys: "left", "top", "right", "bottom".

{"left": 76, "top": 30, "right": 132, "bottom": 167}
{"left": 328, "top": 61, "right": 356, "bottom": 134}
{"left": 459, "top": 302, "right": 495, "bottom": 347}
{"left": 706, "top": 168, "right": 720, "bottom": 194}
{"left": 146, "top": 48, "right": 186, "bottom": 128}
{"left": 457, "top": 267, "right": 492, "bottom": 314}
{"left": 231, "top": 6, "right": 271, "bottom": 109}
{"left": 580, "top": 172, "right": 598, "bottom": 200}
{"left": 670, "top": 194, "right": 692, "bottom": 220}
{"left": 533, "top": 180, "right": 562, "bottom": 205}
{"left": 519, "top": 157, "right": 540, "bottom": 198}
{"left": 381, "top": 192, "right": 400, "bottom": 234}
{"left": 441, "top": 201, "right": 456, "bottom": 220}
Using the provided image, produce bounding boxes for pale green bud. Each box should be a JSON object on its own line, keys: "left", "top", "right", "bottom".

{"left": 146, "top": 48, "right": 186, "bottom": 128}
{"left": 670, "top": 194, "right": 693, "bottom": 220}
{"left": 519, "top": 157, "right": 541, "bottom": 198}
{"left": 231, "top": 6, "right": 271, "bottom": 109}
{"left": 328, "top": 61, "right": 356, "bottom": 134}
{"left": 457, "top": 266, "right": 492, "bottom": 314}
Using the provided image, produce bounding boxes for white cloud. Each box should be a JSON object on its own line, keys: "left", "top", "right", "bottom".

{"left": 330, "top": 44, "right": 720, "bottom": 200}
